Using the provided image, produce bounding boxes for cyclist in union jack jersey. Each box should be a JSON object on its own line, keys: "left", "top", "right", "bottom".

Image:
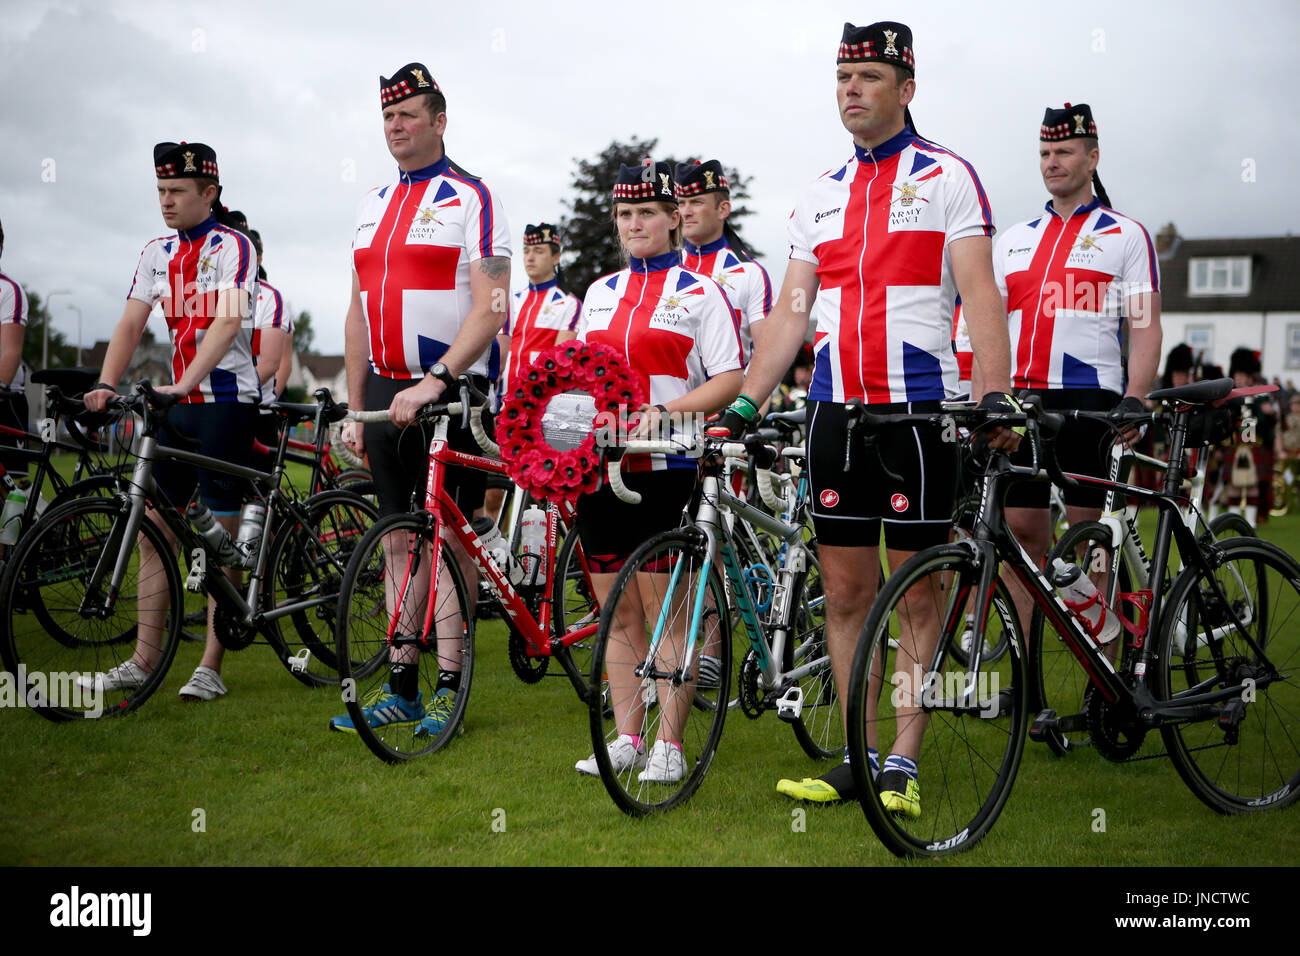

{"left": 993, "top": 103, "right": 1162, "bottom": 634}
{"left": 83, "top": 141, "right": 260, "bottom": 703}
{"left": 712, "top": 21, "right": 1019, "bottom": 812}
{"left": 0, "top": 217, "right": 30, "bottom": 477}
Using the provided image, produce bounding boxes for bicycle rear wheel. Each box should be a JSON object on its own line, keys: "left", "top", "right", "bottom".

{"left": 1156, "top": 538, "right": 1300, "bottom": 813}
{"left": 785, "top": 546, "right": 842, "bottom": 760}
{"left": 0, "top": 497, "right": 182, "bottom": 720}
{"left": 265, "top": 488, "right": 380, "bottom": 687}
{"left": 551, "top": 520, "right": 598, "bottom": 685}
{"left": 333, "top": 512, "right": 474, "bottom": 762}
{"left": 587, "top": 528, "right": 730, "bottom": 815}
{"left": 847, "top": 545, "right": 1026, "bottom": 857}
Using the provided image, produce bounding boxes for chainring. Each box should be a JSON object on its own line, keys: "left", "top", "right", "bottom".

{"left": 1085, "top": 684, "right": 1147, "bottom": 761}
{"left": 507, "top": 625, "right": 548, "bottom": 684}
{"left": 738, "top": 649, "right": 764, "bottom": 719}
{"left": 213, "top": 603, "right": 258, "bottom": 651}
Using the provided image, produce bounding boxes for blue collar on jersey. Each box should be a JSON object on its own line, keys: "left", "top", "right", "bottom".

{"left": 854, "top": 125, "right": 914, "bottom": 163}
{"left": 177, "top": 216, "right": 218, "bottom": 242}
{"left": 397, "top": 155, "right": 451, "bottom": 184}
{"left": 527, "top": 277, "right": 559, "bottom": 293}
{"left": 683, "top": 235, "right": 728, "bottom": 257}
{"left": 1044, "top": 195, "right": 1101, "bottom": 220}
{"left": 628, "top": 251, "right": 680, "bottom": 274}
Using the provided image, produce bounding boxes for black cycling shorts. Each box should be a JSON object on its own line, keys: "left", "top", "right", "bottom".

{"left": 364, "top": 371, "right": 490, "bottom": 518}
{"left": 806, "top": 399, "right": 957, "bottom": 552}
{"left": 154, "top": 402, "right": 258, "bottom": 514}
{"left": 1005, "top": 388, "right": 1120, "bottom": 510}
{"left": 575, "top": 469, "right": 696, "bottom": 573}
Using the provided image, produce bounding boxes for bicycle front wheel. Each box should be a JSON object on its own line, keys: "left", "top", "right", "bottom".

{"left": 587, "top": 529, "right": 731, "bottom": 815}
{"left": 265, "top": 488, "right": 380, "bottom": 687}
{"left": 847, "top": 545, "right": 1026, "bottom": 857}
{"left": 1155, "top": 538, "right": 1300, "bottom": 813}
{"left": 551, "top": 519, "right": 598, "bottom": 683}
{"left": 333, "top": 512, "right": 474, "bottom": 762}
{"left": 0, "top": 497, "right": 182, "bottom": 720}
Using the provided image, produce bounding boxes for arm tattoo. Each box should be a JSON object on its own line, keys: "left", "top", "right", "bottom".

{"left": 477, "top": 256, "right": 509, "bottom": 280}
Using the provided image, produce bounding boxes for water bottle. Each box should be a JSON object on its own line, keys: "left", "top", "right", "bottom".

{"left": 1050, "top": 557, "right": 1120, "bottom": 644}
{"left": 518, "top": 505, "right": 547, "bottom": 587}
{"left": 234, "top": 502, "right": 267, "bottom": 569}
{"left": 0, "top": 487, "right": 29, "bottom": 545}
{"left": 472, "top": 515, "right": 522, "bottom": 587}
{"left": 188, "top": 502, "right": 241, "bottom": 567}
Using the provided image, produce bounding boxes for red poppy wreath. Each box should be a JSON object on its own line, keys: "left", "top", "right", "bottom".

{"left": 499, "top": 341, "right": 644, "bottom": 504}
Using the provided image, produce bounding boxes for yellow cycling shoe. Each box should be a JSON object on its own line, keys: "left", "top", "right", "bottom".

{"left": 878, "top": 770, "right": 921, "bottom": 819}
{"left": 776, "top": 763, "right": 856, "bottom": 803}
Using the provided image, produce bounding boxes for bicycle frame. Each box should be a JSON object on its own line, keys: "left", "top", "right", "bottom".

{"left": 413, "top": 414, "right": 597, "bottom": 698}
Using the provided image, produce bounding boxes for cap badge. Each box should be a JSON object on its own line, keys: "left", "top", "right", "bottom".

{"left": 1074, "top": 114, "right": 1087, "bottom": 134}
{"left": 883, "top": 30, "right": 899, "bottom": 56}
{"left": 182, "top": 151, "right": 196, "bottom": 173}
{"left": 412, "top": 68, "right": 430, "bottom": 88}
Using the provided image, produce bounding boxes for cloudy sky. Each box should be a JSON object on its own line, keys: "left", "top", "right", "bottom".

{"left": 2, "top": 0, "right": 1297, "bottom": 359}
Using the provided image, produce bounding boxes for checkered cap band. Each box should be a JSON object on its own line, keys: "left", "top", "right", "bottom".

{"left": 1041, "top": 119, "right": 1098, "bottom": 140}
{"left": 612, "top": 182, "right": 657, "bottom": 200}
{"left": 381, "top": 80, "right": 413, "bottom": 105}
{"left": 155, "top": 163, "right": 175, "bottom": 176}
{"left": 201, "top": 160, "right": 219, "bottom": 177}
{"left": 524, "top": 228, "right": 559, "bottom": 246}
{"left": 674, "top": 174, "right": 729, "bottom": 198}
{"left": 837, "top": 40, "right": 915, "bottom": 68}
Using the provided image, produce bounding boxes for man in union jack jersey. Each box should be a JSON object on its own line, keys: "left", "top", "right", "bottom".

{"left": 713, "top": 22, "right": 1019, "bottom": 812}
{"left": 500, "top": 222, "right": 580, "bottom": 390}
{"left": 332, "top": 62, "right": 511, "bottom": 739}
{"left": 83, "top": 141, "right": 260, "bottom": 703}
{"left": 994, "top": 103, "right": 1161, "bottom": 635}
{"left": 0, "top": 217, "right": 30, "bottom": 476}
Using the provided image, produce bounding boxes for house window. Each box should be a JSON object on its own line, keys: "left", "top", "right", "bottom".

{"left": 1287, "top": 325, "right": 1300, "bottom": 369}
{"left": 1185, "top": 325, "right": 1214, "bottom": 361}
{"left": 1188, "top": 256, "right": 1251, "bottom": 296}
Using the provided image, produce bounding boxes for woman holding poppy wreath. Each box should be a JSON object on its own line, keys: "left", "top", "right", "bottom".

{"left": 567, "top": 160, "right": 744, "bottom": 783}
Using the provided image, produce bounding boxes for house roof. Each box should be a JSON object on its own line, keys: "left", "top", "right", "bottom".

{"left": 1159, "top": 235, "right": 1300, "bottom": 312}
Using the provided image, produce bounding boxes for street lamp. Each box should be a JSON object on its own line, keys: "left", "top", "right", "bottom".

{"left": 42, "top": 289, "right": 71, "bottom": 421}
{"left": 66, "top": 304, "right": 82, "bottom": 367}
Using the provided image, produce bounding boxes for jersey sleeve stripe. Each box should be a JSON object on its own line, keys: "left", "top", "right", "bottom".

{"left": 917, "top": 140, "right": 994, "bottom": 233}
{"left": 445, "top": 172, "right": 495, "bottom": 259}
{"left": 0, "top": 275, "right": 23, "bottom": 324}
{"left": 1106, "top": 207, "right": 1161, "bottom": 294}
{"left": 758, "top": 263, "right": 773, "bottom": 315}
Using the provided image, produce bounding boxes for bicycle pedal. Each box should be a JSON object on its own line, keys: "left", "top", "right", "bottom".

{"left": 184, "top": 566, "right": 205, "bottom": 593}
{"left": 1029, "top": 709, "right": 1059, "bottom": 742}
{"left": 776, "top": 686, "right": 804, "bottom": 723}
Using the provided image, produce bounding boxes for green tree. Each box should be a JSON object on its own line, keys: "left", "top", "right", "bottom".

{"left": 293, "top": 310, "right": 317, "bottom": 355}
{"left": 19, "top": 290, "right": 78, "bottom": 372}
{"left": 557, "top": 138, "right": 756, "bottom": 299}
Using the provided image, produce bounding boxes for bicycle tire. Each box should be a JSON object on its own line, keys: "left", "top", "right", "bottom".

{"left": 265, "top": 488, "right": 380, "bottom": 687}
{"left": 333, "top": 512, "right": 474, "bottom": 762}
{"left": 1155, "top": 537, "right": 1300, "bottom": 814}
{"left": 1206, "top": 510, "right": 1256, "bottom": 541}
{"left": 0, "top": 497, "right": 182, "bottom": 720}
{"left": 847, "top": 544, "right": 1026, "bottom": 857}
{"left": 1030, "top": 520, "right": 1131, "bottom": 756}
{"left": 786, "top": 545, "right": 842, "bottom": 760}
{"left": 587, "top": 528, "right": 731, "bottom": 815}
{"left": 1269, "top": 466, "right": 1288, "bottom": 518}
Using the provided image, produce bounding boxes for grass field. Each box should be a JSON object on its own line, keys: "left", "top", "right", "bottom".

{"left": 2, "top": 470, "right": 1299, "bottom": 866}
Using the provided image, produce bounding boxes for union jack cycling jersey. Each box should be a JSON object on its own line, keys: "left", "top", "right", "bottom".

{"left": 253, "top": 279, "right": 294, "bottom": 395}
{"left": 352, "top": 156, "right": 511, "bottom": 380}
{"left": 995, "top": 198, "right": 1159, "bottom": 393}
{"left": 502, "top": 278, "right": 579, "bottom": 386}
{"left": 126, "top": 217, "right": 260, "bottom": 404}
{"left": 579, "top": 251, "right": 744, "bottom": 471}
{"left": 1, "top": 270, "right": 28, "bottom": 390}
{"left": 681, "top": 236, "right": 772, "bottom": 361}
{"left": 788, "top": 126, "right": 994, "bottom": 404}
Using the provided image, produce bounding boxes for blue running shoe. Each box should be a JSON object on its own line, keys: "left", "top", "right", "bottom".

{"left": 329, "top": 684, "right": 424, "bottom": 734}
{"left": 414, "top": 687, "right": 457, "bottom": 737}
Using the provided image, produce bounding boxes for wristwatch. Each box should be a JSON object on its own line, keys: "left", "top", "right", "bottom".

{"left": 429, "top": 362, "right": 452, "bottom": 384}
